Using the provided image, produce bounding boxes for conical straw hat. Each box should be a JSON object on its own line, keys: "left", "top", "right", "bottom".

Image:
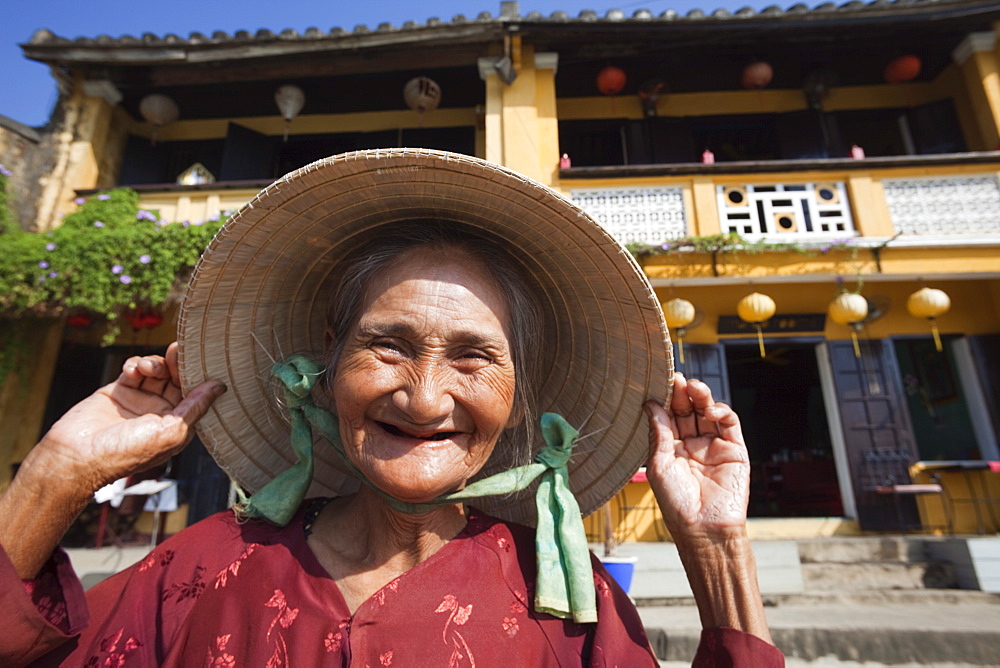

{"left": 178, "top": 148, "right": 672, "bottom": 526}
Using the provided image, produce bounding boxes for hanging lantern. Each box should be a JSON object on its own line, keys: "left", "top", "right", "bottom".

{"left": 741, "top": 61, "right": 774, "bottom": 90}
{"left": 139, "top": 94, "right": 179, "bottom": 145}
{"left": 663, "top": 298, "right": 696, "bottom": 364}
{"left": 884, "top": 55, "right": 922, "bottom": 84}
{"left": 907, "top": 287, "right": 950, "bottom": 351}
{"left": 596, "top": 66, "right": 627, "bottom": 96}
{"left": 274, "top": 85, "right": 306, "bottom": 142}
{"left": 737, "top": 292, "right": 776, "bottom": 358}
{"left": 828, "top": 292, "right": 869, "bottom": 358}
{"left": 403, "top": 77, "right": 441, "bottom": 122}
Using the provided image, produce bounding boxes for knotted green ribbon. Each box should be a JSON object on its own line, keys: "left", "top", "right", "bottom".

{"left": 237, "top": 355, "right": 597, "bottom": 623}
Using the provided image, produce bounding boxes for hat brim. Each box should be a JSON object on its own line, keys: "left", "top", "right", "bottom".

{"left": 178, "top": 148, "right": 672, "bottom": 526}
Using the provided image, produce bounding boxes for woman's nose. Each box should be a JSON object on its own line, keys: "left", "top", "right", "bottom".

{"left": 392, "top": 366, "right": 455, "bottom": 421}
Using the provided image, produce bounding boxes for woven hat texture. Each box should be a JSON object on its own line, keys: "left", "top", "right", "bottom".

{"left": 177, "top": 148, "right": 672, "bottom": 526}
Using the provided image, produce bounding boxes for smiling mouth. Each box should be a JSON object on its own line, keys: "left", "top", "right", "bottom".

{"left": 377, "top": 421, "right": 461, "bottom": 441}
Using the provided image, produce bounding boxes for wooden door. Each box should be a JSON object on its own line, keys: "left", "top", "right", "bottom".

{"left": 827, "top": 339, "right": 920, "bottom": 530}
{"left": 969, "top": 335, "right": 1000, "bottom": 448}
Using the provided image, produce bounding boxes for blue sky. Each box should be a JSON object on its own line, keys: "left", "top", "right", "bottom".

{"left": 2, "top": 0, "right": 817, "bottom": 127}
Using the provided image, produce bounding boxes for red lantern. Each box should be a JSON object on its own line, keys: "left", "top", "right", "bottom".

{"left": 884, "top": 55, "right": 921, "bottom": 84}
{"left": 597, "top": 66, "right": 627, "bottom": 96}
{"left": 741, "top": 61, "right": 773, "bottom": 90}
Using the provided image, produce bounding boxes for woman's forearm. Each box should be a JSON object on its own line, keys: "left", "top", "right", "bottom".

{"left": 0, "top": 448, "right": 93, "bottom": 579}
{"left": 673, "top": 528, "right": 773, "bottom": 644}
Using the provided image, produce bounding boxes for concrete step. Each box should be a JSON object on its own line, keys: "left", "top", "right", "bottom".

{"left": 635, "top": 587, "right": 1000, "bottom": 608}
{"left": 639, "top": 599, "right": 1000, "bottom": 665}
{"left": 801, "top": 560, "right": 956, "bottom": 591}
{"left": 796, "top": 536, "right": 933, "bottom": 564}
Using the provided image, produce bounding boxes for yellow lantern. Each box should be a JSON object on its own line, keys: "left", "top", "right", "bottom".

{"left": 737, "top": 292, "right": 776, "bottom": 358}
{"left": 828, "top": 292, "right": 868, "bottom": 358}
{"left": 907, "top": 287, "right": 951, "bottom": 351}
{"left": 663, "top": 298, "right": 696, "bottom": 364}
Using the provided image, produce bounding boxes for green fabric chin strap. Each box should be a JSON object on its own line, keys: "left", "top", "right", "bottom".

{"left": 236, "top": 355, "right": 597, "bottom": 624}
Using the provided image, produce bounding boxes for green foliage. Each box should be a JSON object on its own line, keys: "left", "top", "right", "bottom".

{"left": 0, "top": 165, "right": 16, "bottom": 235}
{"left": 0, "top": 187, "right": 226, "bottom": 344}
{"left": 627, "top": 232, "right": 857, "bottom": 260}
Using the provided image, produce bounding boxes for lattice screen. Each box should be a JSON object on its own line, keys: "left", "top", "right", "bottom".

{"left": 883, "top": 176, "right": 1000, "bottom": 235}
{"left": 716, "top": 182, "right": 855, "bottom": 239}
{"left": 569, "top": 186, "right": 687, "bottom": 244}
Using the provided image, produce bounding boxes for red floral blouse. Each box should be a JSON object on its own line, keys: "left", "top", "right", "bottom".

{"left": 1, "top": 503, "right": 783, "bottom": 667}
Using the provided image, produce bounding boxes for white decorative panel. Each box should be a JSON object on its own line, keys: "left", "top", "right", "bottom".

{"left": 717, "top": 182, "right": 855, "bottom": 239}
{"left": 569, "top": 186, "right": 687, "bottom": 244}
{"left": 883, "top": 176, "right": 1000, "bottom": 235}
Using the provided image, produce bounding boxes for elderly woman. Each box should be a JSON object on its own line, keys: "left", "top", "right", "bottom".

{"left": 0, "top": 150, "right": 782, "bottom": 666}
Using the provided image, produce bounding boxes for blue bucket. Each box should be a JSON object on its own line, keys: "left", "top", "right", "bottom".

{"left": 600, "top": 556, "right": 638, "bottom": 593}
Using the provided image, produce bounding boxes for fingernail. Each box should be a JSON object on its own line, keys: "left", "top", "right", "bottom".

{"left": 212, "top": 384, "right": 227, "bottom": 396}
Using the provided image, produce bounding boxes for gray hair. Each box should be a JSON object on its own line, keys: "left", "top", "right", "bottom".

{"left": 322, "top": 221, "right": 544, "bottom": 478}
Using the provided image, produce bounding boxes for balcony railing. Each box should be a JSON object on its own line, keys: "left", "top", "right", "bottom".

{"left": 567, "top": 186, "right": 686, "bottom": 244}
{"left": 715, "top": 182, "right": 854, "bottom": 239}
{"left": 561, "top": 152, "right": 1000, "bottom": 246}
{"left": 882, "top": 175, "right": 1000, "bottom": 236}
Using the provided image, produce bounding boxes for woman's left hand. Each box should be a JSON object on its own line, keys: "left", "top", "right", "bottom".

{"left": 644, "top": 373, "right": 749, "bottom": 539}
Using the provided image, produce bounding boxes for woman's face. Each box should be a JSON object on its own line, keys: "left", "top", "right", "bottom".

{"left": 331, "top": 246, "right": 517, "bottom": 504}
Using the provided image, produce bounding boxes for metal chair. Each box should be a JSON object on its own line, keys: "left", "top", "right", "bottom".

{"left": 862, "top": 448, "right": 952, "bottom": 534}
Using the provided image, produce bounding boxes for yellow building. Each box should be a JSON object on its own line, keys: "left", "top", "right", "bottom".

{"left": 3, "top": 0, "right": 1000, "bottom": 537}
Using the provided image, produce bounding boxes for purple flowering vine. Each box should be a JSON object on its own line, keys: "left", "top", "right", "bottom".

{"left": 73, "top": 197, "right": 85, "bottom": 205}
{"left": 46, "top": 242, "right": 56, "bottom": 251}
{"left": 38, "top": 260, "right": 49, "bottom": 269}
{"left": 49, "top": 271, "right": 58, "bottom": 278}
{"left": 119, "top": 275, "right": 132, "bottom": 285}
{"left": 93, "top": 221, "right": 105, "bottom": 228}
{"left": 111, "top": 264, "right": 123, "bottom": 274}
{"left": 97, "top": 193, "right": 111, "bottom": 201}
{"left": 136, "top": 210, "right": 157, "bottom": 222}
{"left": 139, "top": 254, "right": 151, "bottom": 264}
{"left": 0, "top": 164, "right": 11, "bottom": 177}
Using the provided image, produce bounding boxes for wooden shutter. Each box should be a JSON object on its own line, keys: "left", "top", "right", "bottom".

{"left": 674, "top": 343, "right": 731, "bottom": 406}
{"left": 827, "top": 339, "right": 920, "bottom": 530}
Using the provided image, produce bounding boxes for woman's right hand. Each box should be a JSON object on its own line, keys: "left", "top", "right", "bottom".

{"left": 0, "top": 342, "right": 225, "bottom": 578}
{"left": 33, "top": 342, "right": 226, "bottom": 499}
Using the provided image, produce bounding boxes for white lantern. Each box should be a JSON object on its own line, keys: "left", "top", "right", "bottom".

{"left": 907, "top": 287, "right": 951, "bottom": 351}
{"left": 737, "top": 292, "right": 776, "bottom": 358}
{"left": 139, "top": 94, "right": 179, "bottom": 145}
{"left": 663, "top": 298, "right": 696, "bottom": 364}
{"left": 274, "top": 85, "right": 306, "bottom": 141}
{"left": 403, "top": 77, "right": 441, "bottom": 120}
{"left": 828, "top": 292, "right": 869, "bottom": 357}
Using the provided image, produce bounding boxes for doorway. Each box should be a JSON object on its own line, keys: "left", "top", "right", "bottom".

{"left": 726, "top": 341, "right": 844, "bottom": 517}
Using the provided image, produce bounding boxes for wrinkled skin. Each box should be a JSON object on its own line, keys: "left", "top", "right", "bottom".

{"left": 645, "top": 372, "right": 750, "bottom": 539}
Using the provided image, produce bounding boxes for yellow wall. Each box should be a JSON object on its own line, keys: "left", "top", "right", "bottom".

{"left": 150, "top": 108, "right": 478, "bottom": 143}
{"left": 0, "top": 319, "right": 64, "bottom": 489}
